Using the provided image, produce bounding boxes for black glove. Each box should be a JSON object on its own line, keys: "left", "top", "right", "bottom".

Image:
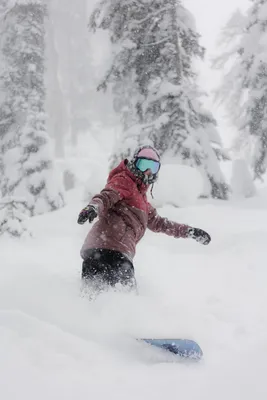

{"left": 77, "top": 204, "right": 98, "bottom": 225}
{"left": 187, "top": 227, "right": 211, "bottom": 245}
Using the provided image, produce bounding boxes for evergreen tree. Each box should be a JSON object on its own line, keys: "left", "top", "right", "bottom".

{"left": 231, "top": 159, "right": 256, "bottom": 198}
{"left": 198, "top": 109, "right": 230, "bottom": 163}
{"left": 0, "top": 0, "right": 64, "bottom": 227}
{"left": 214, "top": 2, "right": 267, "bottom": 181}
{"left": 245, "top": 0, "right": 267, "bottom": 179}
{"left": 0, "top": 197, "right": 30, "bottom": 238}
{"left": 89, "top": 0, "right": 228, "bottom": 199}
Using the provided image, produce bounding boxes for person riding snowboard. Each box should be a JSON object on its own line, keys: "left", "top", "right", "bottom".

{"left": 77, "top": 145, "right": 211, "bottom": 290}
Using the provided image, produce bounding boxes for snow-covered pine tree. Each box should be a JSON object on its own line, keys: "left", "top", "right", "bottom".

{"left": 89, "top": 0, "right": 149, "bottom": 164}
{"left": 214, "top": 2, "right": 267, "bottom": 181}
{"left": 0, "top": 197, "right": 30, "bottom": 238}
{"left": 138, "top": 0, "right": 229, "bottom": 198}
{"left": 0, "top": 0, "right": 64, "bottom": 224}
{"left": 198, "top": 108, "right": 230, "bottom": 199}
{"left": 89, "top": 0, "right": 229, "bottom": 199}
{"left": 245, "top": 0, "right": 267, "bottom": 180}
{"left": 198, "top": 109, "right": 230, "bottom": 163}
{"left": 231, "top": 159, "right": 256, "bottom": 198}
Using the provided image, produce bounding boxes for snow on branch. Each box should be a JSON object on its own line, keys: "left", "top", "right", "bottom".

{"left": 140, "top": 37, "right": 172, "bottom": 47}
{"left": 0, "top": 197, "right": 31, "bottom": 238}
{"left": 131, "top": 6, "right": 172, "bottom": 26}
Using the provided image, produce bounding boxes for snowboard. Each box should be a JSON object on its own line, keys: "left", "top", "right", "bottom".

{"left": 140, "top": 338, "right": 203, "bottom": 360}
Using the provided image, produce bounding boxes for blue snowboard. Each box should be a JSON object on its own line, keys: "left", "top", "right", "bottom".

{"left": 141, "top": 338, "right": 203, "bottom": 360}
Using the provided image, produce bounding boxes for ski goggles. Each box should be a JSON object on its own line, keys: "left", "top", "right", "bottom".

{"left": 135, "top": 157, "right": 161, "bottom": 174}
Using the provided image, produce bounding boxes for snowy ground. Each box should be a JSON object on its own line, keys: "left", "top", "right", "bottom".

{"left": 1, "top": 189, "right": 267, "bottom": 400}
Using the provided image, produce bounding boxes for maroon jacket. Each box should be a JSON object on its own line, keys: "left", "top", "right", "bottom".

{"left": 81, "top": 160, "right": 189, "bottom": 261}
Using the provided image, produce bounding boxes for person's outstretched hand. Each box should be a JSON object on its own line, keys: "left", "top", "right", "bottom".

{"left": 77, "top": 205, "right": 98, "bottom": 225}
{"left": 187, "top": 227, "right": 211, "bottom": 245}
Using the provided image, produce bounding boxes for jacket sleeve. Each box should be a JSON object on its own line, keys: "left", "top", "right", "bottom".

{"left": 147, "top": 204, "right": 189, "bottom": 238}
{"left": 89, "top": 175, "right": 133, "bottom": 216}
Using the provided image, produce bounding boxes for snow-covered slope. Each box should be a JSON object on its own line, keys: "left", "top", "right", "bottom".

{"left": 1, "top": 191, "right": 267, "bottom": 400}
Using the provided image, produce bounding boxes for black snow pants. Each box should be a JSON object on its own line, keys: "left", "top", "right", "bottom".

{"left": 82, "top": 248, "right": 136, "bottom": 290}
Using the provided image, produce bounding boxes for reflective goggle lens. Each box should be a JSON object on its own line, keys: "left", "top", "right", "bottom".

{"left": 135, "top": 158, "right": 160, "bottom": 174}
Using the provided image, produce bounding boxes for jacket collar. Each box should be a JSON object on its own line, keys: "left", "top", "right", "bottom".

{"left": 108, "top": 160, "right": 149, "bottom": 195}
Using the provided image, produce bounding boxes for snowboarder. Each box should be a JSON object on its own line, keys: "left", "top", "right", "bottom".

{"left": 77, "top": 145, "right": 211, "bottom": 291}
